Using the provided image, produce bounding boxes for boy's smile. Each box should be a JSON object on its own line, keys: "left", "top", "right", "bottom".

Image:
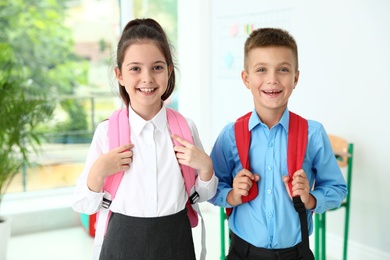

{"left": 241, "top": 46, "right": 299, "bottom": 121}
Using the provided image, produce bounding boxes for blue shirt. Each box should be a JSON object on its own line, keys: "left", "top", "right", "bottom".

{"left": 209, "top": 108, "right": 348, "bottom": 249}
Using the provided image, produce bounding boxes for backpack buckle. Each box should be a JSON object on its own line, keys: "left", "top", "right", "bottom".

{"left": 102, "top": 197, "right": 112, "bottom": 209}
{"left": 190, "top": 191, "right": 199, "bottom": 204}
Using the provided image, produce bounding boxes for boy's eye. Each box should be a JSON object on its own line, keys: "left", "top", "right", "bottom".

{"left": 256, "top": 68, "right": 266, "bottom": 72}
{"left": 280, "top": 67, "right": 290, "bottom": 72}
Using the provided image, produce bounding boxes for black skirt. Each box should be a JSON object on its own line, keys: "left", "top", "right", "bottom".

{"left": 99, "top": 208, "right": 196, "bottom": 260}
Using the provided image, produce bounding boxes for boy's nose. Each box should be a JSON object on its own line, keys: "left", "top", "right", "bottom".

{"left": 267, "top": 72, "right": 278, "bottom": 84}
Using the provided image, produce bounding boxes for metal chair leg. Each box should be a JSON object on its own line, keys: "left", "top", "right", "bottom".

{"left": 220, "top": 208, "right": 226, "bottom": 260}
{"left": 315, "top": 212, "right": 326, "bottom": 260}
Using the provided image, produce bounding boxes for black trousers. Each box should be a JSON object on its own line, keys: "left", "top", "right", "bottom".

{"left": 99, "top": 209, "right": 196, "bottom": 260}
{"left": 227, "top": 232, "right": 314, "bottom": 260}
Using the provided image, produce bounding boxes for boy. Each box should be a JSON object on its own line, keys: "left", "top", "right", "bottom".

{"left": 209, "top": 28, "right": 347, "bottom": 260}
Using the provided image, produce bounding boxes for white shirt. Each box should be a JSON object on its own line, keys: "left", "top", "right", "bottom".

{"left": 72, "top": 105, "right": 218, "bottom": 217}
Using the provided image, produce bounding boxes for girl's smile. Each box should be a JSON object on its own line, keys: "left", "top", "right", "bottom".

{"left": 115, "top": 42, "right": 172, "bottom": 119}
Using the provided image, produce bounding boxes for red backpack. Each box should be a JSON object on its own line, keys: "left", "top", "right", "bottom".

{"left": 227, "top": 111, "right": 308, "bottom": 216}
{"left": 227, "top": 111, "right": 313, "bottom": 259}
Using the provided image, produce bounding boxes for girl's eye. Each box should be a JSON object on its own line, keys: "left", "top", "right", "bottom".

{"left": 154, "top": 65, "right": 164, "bottom": 71}
{"left": 130, "top": 67, "right": 140, "bottom": 71}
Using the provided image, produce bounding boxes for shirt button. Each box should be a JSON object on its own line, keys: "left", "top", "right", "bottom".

{"left": 267, "top": 189, "right": 272, "bottom": 195}
{"left": 268, "top": 212, "right": 273, "bottom": 218}
{"left": 267, "top": 166, "right": 272, "bottom": 171}
{"left": 268, "top": 142, "right": 273, "bottom": 147}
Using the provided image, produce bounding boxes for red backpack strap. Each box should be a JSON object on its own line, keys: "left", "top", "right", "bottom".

{"left": 288, "top": 111, "right": 311, "bottom": 259}
{"left": 166, "top": 108, "right": 199, "bottom": 228}
{"left": 235, "top": 112, "right": 258, "bottom": 203}
{"left": 226, "top": 112, "right": 258, "bottom": 217}
{"left": 287, "top": 111, "right": 308, "bottom": 195}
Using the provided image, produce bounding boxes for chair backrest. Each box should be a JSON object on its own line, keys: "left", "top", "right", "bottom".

{"left": 328, "top": 135, "right": 350, "bottom": 168}
{"left": 327, "top": 134, "right": 354, "bottom": 207}
{"left": 320, "top": 135, "right": 354, "bottom": 260}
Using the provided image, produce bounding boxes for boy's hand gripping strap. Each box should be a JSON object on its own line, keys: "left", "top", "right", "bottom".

{"left": 225, "top": 112, "right": 255, "bottom": 217}
{"left": 228, "top": 112, "right": 308, "bottom": 215}
{"left": 288, "top": 112, "right": 312, "bottom": 259}
{"left": 235, "top": 112, "right": 258, "bottom": 203}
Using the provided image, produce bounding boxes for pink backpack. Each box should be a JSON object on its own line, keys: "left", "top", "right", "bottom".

{"left": 100, "top": 107, "right": 199, "bottom": 233}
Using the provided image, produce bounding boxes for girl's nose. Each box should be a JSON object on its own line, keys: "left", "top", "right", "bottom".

{"left": 143, "top": 71, "right": 154, "bottom": 83}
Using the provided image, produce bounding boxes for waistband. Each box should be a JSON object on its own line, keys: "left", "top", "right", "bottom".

{"left": 230, "top": 232, "right": 304, "bottom": 260}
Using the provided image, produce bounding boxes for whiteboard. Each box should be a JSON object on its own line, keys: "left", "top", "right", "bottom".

{"left": 210, "top": 0, "right": 295, "bottom": 140}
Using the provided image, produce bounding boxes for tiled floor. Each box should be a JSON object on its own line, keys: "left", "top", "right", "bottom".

{"left": 7, "top": 205, "right": 223, "bottom": 260}
{"left": 7, "top": 204, "right": 325, "bottom": 260}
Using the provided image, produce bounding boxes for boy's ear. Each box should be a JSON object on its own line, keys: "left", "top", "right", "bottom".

{"left": 293, "top": 70, "right": 300, "bottom": 88}
{"left": 241, "top": 70, "right": 250, "bottom": 89}
{"left": 115, "top": 67, "right": 124, "bottom": 86}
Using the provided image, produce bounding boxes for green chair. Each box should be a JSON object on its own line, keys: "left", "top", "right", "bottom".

{"left": 314, "top": 135, "right": 354, "bottom": 260}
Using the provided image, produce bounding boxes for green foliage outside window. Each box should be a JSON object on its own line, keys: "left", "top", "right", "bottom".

{"left": 0, "top": 0, "right": 90, "bottom": 143}
{"left": 0, "top": 43, "right": 54, "bottom": 208}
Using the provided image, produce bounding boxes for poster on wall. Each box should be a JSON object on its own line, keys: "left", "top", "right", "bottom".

{"left": 210, "top": 0, "right": 294, "bottom": 140}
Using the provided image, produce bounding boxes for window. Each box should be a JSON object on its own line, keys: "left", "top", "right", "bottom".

{"left": 7, "top": 0, "right": 178, "bottom": 193}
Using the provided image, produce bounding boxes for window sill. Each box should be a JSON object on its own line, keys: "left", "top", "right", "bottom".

{"left": 2, "top": 188, "right": 80, "bottom": 236}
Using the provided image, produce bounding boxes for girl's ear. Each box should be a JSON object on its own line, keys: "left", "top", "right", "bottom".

{"left": 115, "top": 66, "right": 124, "bottom": 86}
{"left": 168, "top": 65, "right": 173, "bottom": 78}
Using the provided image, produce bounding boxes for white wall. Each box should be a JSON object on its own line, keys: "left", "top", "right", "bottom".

{"left": 178, "top": 0, "right": 390, "bottom": 259}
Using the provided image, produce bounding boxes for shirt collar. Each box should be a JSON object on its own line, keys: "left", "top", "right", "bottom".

{"left": 248, "top": 108, "right": 290, "bottom": 132}
{"left": 279, "top": 108, "right": 290, "bottom": 132}
{"left": 128, "top": 105, "right": 167, "bottom": 136}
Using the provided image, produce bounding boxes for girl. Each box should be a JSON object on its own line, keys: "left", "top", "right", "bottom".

{"left": 72, "top": 18, "right": 218, "bottom": 260}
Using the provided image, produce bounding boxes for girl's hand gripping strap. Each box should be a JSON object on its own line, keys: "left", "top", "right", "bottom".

{"left": 166, "top": 108, "right": 199, "bottom": 227}
{"left": 93, "top": 108, "right": 130, "bottom": 260}
{"left": 166, "top": 108, "right": 207, "bottom": 260}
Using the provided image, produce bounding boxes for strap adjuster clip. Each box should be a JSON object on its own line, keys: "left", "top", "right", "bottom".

{"left": 102, "top": 197, "right": 112, "bottom": 209}
{"left": 190, "top": 191, "right": 200, "bottom": 204}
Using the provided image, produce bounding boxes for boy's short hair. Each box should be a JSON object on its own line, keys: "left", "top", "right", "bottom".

{"left": 244, "top": 28, "right": 298, "bottom": 70}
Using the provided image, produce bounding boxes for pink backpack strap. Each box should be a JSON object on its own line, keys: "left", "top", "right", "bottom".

{"left": 93, "top": 108, "right": 130, "bottom": 253}
{"left": 166, "top": 108, "right": 199, "bottom": 228}
{"left": 102, "top": 107, "right": 198, "bottom": 228}
{"left": 166, "top": 108, "right": 195, "bottom": 195}
{"left": 103, "top": 108, "right": 130, "bottom": 199}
